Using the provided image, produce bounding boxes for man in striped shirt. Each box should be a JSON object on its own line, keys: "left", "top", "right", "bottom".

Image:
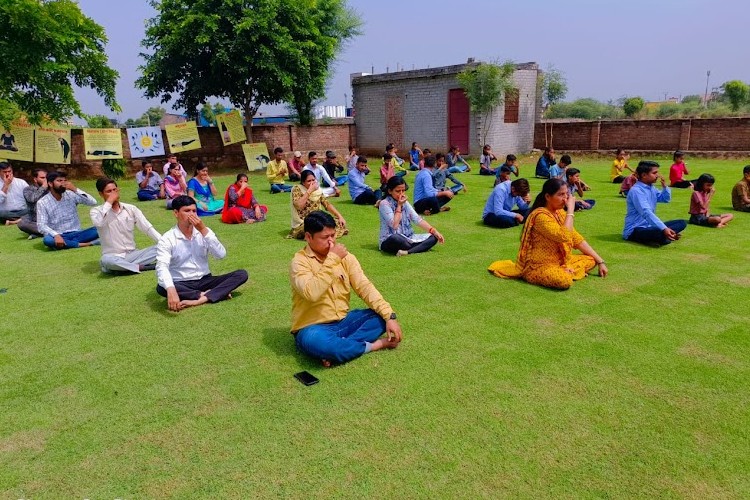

{"left": 37, "top": 171, "right": 99, "bottom": 250}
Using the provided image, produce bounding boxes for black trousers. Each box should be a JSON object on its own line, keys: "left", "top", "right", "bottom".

{"left": 157, "top": 270, "right": 248, "bottom": 303}
{"left": 380, "top": 234, "right": 438, "bottom": 255}
{"left": 353, "top": 190, "right": 380, "bottom": 205}
{"left": 413, "top": 195, "right": 450, "bottom": 215}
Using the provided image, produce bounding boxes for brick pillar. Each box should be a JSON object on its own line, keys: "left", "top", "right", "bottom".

{"left": 589, "top": 121, "right": 601, "bottom": 150}
{"left": 679, "top": 120, "right": 691, "bottom": 150}
{"left": 289, "top": 125, "right": 297, "bottom": 152}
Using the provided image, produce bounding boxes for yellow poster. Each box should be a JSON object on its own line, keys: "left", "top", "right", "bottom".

{"left": 216, "top": 110, "right": 246, "bottom": 145}
{"left": 166, "top": 121, "right": 201, "bottom": 153}
{"left": 83, "top": 128, "right": 123, "bottom": 160}
{"left": 242, "top": 143, "right": 271, "bottom": 171}
{"left": 35, "top": 125, "right": 72, "bottom": 164}
{"left": 0, "top": 122, "right": 34, "bottom": 162}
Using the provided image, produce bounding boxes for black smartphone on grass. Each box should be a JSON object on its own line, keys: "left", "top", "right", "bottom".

{"left": 294, "top": 371, "right": 319, "bottom": 386}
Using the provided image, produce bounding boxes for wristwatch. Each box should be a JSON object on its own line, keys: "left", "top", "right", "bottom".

{"left": 389, "top": 313, "right": 397, "bottom": 320}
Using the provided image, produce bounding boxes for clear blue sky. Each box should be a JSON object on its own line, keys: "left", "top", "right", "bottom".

{"left": 74, "top": 0, "right": 750, "bottom": 120}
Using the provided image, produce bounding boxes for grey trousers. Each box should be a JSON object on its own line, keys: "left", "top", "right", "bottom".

{"left": 0, "top": 208, "right": 28, "bottom": 223}
{"left": 100, "top": 246, "right": 158, "bottom": 273}
{"left": 17, "top": 216, "right": 42, "bottom": 236}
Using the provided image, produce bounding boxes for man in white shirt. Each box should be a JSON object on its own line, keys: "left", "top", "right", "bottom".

{"left": 0, "top": 161, "right": 29, "bottom": 225}
{"left": 302, "top": 151, "right": 340, "bottom": 197}
{"left": 156, "top": 195, "right": 248, "bottom": 311}
{"left": 37, "top": 171, "right": 99, "bottom": 249}
{"left": 91, "top": 178, "right": 162, "bottom": 274}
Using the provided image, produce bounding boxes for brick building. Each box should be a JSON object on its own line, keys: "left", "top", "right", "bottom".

{"left": 351, "top": 61, "right": 541, "bottom": 157}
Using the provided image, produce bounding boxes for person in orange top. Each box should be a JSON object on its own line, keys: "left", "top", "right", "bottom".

{"left": 488, "top": 178, "right": 608, "bottom": 290}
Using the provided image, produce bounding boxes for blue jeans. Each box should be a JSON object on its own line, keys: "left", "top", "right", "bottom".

{"left": 627, "top": 220, "right": 687, "bottom": 246}
{"left": 295, "top": 309, "right": 386, "bottom": 364}
{"left": 43, "top": 227, "right": 99, "bottom": 249}
{"left": 448, "top": 165, "right": 468, "bottom": 173}
{"left": 270, "top": 183, "right": 293, "bottom": 193}
{"left": 137, "top": 189, "right": 160, "bottom": 201}
{"left": 483, "top": 208, "right": 530, "bottom": 228}
{"left": 575, "top": 199, "right": 596, "bottom": 211}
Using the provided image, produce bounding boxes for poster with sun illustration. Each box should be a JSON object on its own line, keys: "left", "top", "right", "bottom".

{"left": 127, "top": 126, "right": 165, "bottom": 158}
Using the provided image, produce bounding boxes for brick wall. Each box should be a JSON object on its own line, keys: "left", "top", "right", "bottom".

{"left": 9, "top": 123, "right": 355, "bottom": 179}
{"left": 534, "top": 118, "right": 750, "bottom": 152}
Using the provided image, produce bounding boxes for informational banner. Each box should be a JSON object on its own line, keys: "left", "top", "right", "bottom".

{"left": 83, "top": 128, "right": 123, "bottom": 160}
{"left": 127, "top": 126, "right": 165, "bottom": 158}
{"left": 166, "top": 121, "right": 201, "bottom": 153}
{"left": 215, "top": 110, "right": 246, "bottom": 145}
{"left": 242, "top": 143, "right": 271, "bottom": 171}
{"left": 0, "top": 122, "right": 34, "bottom": 162}
{"left": 35, "top": 124, "right": 72, "bottom": 164}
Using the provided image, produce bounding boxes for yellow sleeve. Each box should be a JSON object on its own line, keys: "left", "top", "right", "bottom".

{"left": 534, "top": 211, "right": 574, "bottom": 245}
{"left": 266, "top": 161, "right": 277, "bottom": 182}
{"left": 344, "top": 255, "right": 393, "bottom": 319}
{"left": 290, "top": 252, "right": 339, "bottom": 302}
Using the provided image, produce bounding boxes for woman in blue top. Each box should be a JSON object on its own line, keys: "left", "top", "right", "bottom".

{"left": 187, "top": 162, "right": 224, "bottom": 216}
{"left": 378, "top": 176, "right": 445, "bottom": 256}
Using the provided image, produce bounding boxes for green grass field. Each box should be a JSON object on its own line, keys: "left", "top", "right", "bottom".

{"left": 2, "top": 155, "right": 749, "bottom": 497}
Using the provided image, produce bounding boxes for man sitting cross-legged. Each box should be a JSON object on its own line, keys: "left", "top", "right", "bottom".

{"left": 37, "top": 171, "right": 99, "bottom": 249}
{"left": 90, "top": 178, "right": 162, "bottom": 274}
{"left": 290, "top": 211, "right": 403, "bottom": 366}
{"left": 156, "top": 195, "right": 248, "bottom": 311}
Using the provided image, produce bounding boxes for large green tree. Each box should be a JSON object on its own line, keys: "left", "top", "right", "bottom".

{"left": 538, "top": 65, "right": 568, "bottom": 112}
{"left": 622, "top": 97, "right": 645, "bottom": 117}
{"left": 0, "top": 0, "right": 119, "bottom": 128}
{"left": 721, "top": 80, "right": 749, "bottom": 112}
{"left": 457, "top": 61, "right": 516, "bottom": 147}
{"left": 137, "top": 0, "right": 360, "bottom": 139}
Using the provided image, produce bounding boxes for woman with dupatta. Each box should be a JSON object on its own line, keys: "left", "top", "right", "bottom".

{"left": 488, "top": 178, "right": 608, "bottom": 290}
{"left": 187, "top": 162, "right": 224, "bottom": 216}
{"left": 221, "top": 173, "right": 268, "bottom": 224}
{"left": 288, "top": 170, "right": 347, "bottom": 239}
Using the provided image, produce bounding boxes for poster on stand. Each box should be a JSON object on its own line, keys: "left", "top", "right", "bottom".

{"left": 83, "top": 128, "right": 123, "bottom": 160}
{"left": 127, "top": 126, "right": 165, "bottom": 158}
{"left": 35, "top": 125, "right": 72, "bottom": 164}
{"left": 215, "top": 110, "right": 246, "bottom": 145}
{"left": 242, "top": 143, "right": 271, "bottom": 171}
{"left": 166, "top": 121, "right": 201, "bottom": 153}
{"left": 0, "top": 121, "right": 34, "bottom": 162}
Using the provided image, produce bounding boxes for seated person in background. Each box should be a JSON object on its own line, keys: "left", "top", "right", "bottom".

{"left": 619, "top": 172, "right": 637, "bottom": 197}
{"left": 689, "top": 173, "right": 733, "bottom": 228}
{"left": 303, "top": 151, "right": 340, "bottom": 197}
{"left": 610, "top": 148, "right": 633, "bottom": 183}
{"left": 413, "top": 155, "right": 454, "bottom": 215}
{"left": 164, "top": 162, "right": 188, "bottom": 209}
{"left": 91, "top": 178, "right": 161, "bottom": 273}
{"left": 0, "top": 161, "right": 29, "bottom": 225}
{"left": 494, "top": 165, "right": 513, "bottom": 186}
{"left": 289, "top": 210, "right": 403, "bottom": 366}
{"left": 386, "top": 143, "right": 408, "bottom": 177}
{"left": 322, "top": 150, "right": 348, "bottom": 186}
{"left": 136, "top": 160, "right": 165, "bottom": 201}
{"left": 345, "top": 146, "right": 358, "bottom": 171}
{"left": 221, "top": 173, "right": 268, "bottom": 224}
{"left": 482, "top": 178, "right": 531, "bottom": 228}
{"left": 266, "top": 147, "right": 293, "bottom": 193}
{"left": 37, "top": 171, "right": 99, "bottom": 250}
{"left": 156, "top": 195, "right": 248, "bottom": 311}
{"left": 162, "top": 154, "right": 187, "bottom": 178}
{"left": 289, "top": 170, "right": 347, "bottom": 239}
{"left": 445, "top": 145, "right": 471, "bottom": 173}
{"left": 565, "top": 168, "right": 595, "bottom": 211}
{"left": 408, "top": 142, "right": 422, "bottom": 171}
{"left": 669, "top": 150, "right": 695, "bottom": 188}
{"left": 187, "top": 162, "right": 224, "bottom": 215}
{"left": 549, "top": 154, "right": 571, "bottom": 179}
{"left": 348, "top": 155, "right": 381, "bottom": 205}
{"left": 623, "top": 161, "right": 687, "bottom": 246}
{"left": 434, "top": 153, "right": 465, "bottom": 194}
{"left": 731, "top": 165, "right": 750, "bottom": 212}
{"left": 479, "top": 144, "right": 498, "bottom": 175}
{"left": 488, "top": 178, "right": 607, "bottom": 290}
{"left": 289, "top": 151, "right": 305, "bottom": 179}
{"left": 495, "top": 154, "right": 519, "bottom": 181}
{"left": 18, "top": 167, "right": 47, "bottom": 238}
{"left": 535, "top": 147, "right": 556, "bottom": 178}
{"left": 419, "top": 148, "right": 432, "bottom": 169}
{"left": 379, "top": 176, "right": 444, "bottom": 256}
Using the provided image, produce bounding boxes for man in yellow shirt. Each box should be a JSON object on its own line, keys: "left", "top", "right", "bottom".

{"left": 266, "top": 146, "right": 292, "bottom": 194}
{"left": 290, "top": 211, "right": 403, "bottom": 366}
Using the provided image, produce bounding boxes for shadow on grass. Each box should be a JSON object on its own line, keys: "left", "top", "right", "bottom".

{"left": 591, "top": 233, "right": 627, "bottom": 243}
{"left": 261, "top": 327, "right": 319, "bottom": 370}
{"left": 358, "top": 243, "right": 382, "bottom": 253}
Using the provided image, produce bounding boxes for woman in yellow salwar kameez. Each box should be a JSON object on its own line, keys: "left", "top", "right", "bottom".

{"left": 488, "top": 178, "right": 608, "bottom": 289}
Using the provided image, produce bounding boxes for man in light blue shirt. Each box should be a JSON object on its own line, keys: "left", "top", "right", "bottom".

{"left": 413, "top": 156, "right": 454, "bottom": 214}
{"left": 348, "top": 155, "right": 381, "bottom": 205}
{"left": 623, "top": 161, "right": 687, "bottom": 245}
{"left": 482, "top": 178, "right": 531, "bottom": 228}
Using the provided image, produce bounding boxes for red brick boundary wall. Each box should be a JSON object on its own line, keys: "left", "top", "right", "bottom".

{"left": 8, "top": 122, "right": 356, "bottom": 179}
{"left": 534, "top": 118, "right": 750, "bottom": 152}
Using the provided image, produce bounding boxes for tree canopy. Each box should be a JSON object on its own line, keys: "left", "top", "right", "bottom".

{"left": 457, "top": 61, "right": 516, "bottom": 147}
{"left": 622, "top": 97, "right": 645, "bottom": 117}
{"left": 137, "top": 0, "right": 360, "bottom": 137}
{"left": 0, "top": 0, "right": 119, "bottom": 128}
{"left": 721, "top": 80, "right": 749, "bottom": 112}
{"left": 539, "top": 66, "right": 568, "bottom": 111}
